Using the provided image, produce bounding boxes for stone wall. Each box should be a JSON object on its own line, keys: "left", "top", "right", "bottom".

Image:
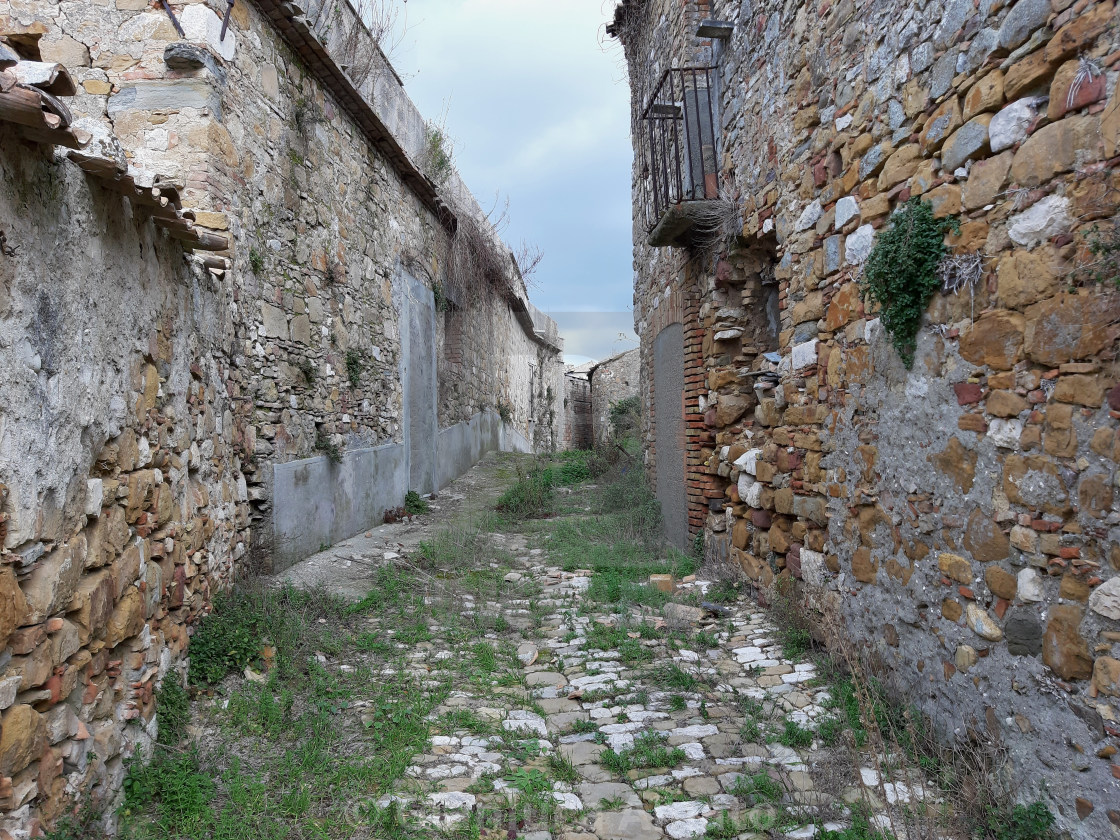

{"left": 589, "top": 348, "right": 640, "bottom": 446}
{"left": 564, "top": 370, "right": 593, "bottom": 450}
{"left": 0, "top": 0, "right": 562, "bottom": 832}
{"left": 0, "top": 126, "right": 247, "bottom": 835}
{"left": 614, "top": 0, "right": 1120, "bottom": 833}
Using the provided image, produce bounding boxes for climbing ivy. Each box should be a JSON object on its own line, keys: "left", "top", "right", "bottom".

{"left": 860, "top": 197, "right": 959, "bottom": 368}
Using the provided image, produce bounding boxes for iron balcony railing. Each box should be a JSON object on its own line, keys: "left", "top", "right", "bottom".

{"left": 640, "top": 66, "right": 719, "bottom": 231}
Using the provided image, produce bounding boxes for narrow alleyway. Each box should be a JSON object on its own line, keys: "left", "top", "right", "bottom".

{"left": 116, "top": 451, "right": 949, "bottom": 840}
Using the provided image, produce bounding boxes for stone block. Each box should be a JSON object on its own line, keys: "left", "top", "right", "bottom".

{"left": 964, "top": 508, "right": 1009, "bottom": 563}
{"left": 22, "top": 537, "right": 86, "bottom": 624}
{"left": 1007, "top": 195, "right": 1073, "bottom": 247}
{"left": 941, "top": 115, "right": 993, "bottom": 172}
{"left": 1023, "top": 293, "right": 1116, "bottom": 367}
{"left": 68, "top": 571, "right": 114, "bottom": 642}
{"left": 1047, "top": 59, "right": 1106, "bottom": 121}
{"left": 963, "top": 70, "right": 1005, "bottom": 120}
{"left": 998, "top": 0, "right": 1051, "bottom": 50}
{"left": 986, "top": 567, "right": 1017, "bottom": 600}
{"left": 878, "top": 144, "right": 921, "bottom": 189}
{"left": 824, "top": 282, "right": 861, "bottom": 331}
{"left": 103, "top": 588, "right": 145, "bottom": 649}
{"left": 1052, "top": 374, "right": 1103, "bottom": 407}
{"left": 1042, "top": 604, "right": 1092, "bottom": 680}
{"left": 1094, "top": 656, "right": 1120, "bottom": 697}
{"left": 0, "top": 566, "right": 28, "bottom": 647}
{"left": 835, "top": 196, "right": 859, "bottom": 229}
{"left": 792, "top": 495, "right": 827, "bottom": 526}
{"left": 110, "top": 542, "right": 143, "bottom": 600}
{"left": 926, "top": 183, "right": 961, "bottom": 218}
{"left": 845, "top": 224, "right": 874, "bottom": 264}
{"left": 965, "top": 604, "right": 1003, "bottom": 641}
{"left": 987, "top": 390, "right": 1028, "bottom": 417}
{"left": 939, "top": 552, "right": 973, "bottom": 583}
{"left": 108, "top": 80, "right": 221, "bottom": 116}
{"left": 1059, "top": 575, "right": 1090, "bottom": 602}
{"left": 1018, "top": 568, "right": 1044, "bottom": 601}
{"left": 1010, "top": 116, "right": 1102, "bottom": 187}
{"left": 920, "top": 97, "right": 962, "bottom": 153}
{"left": 1078, "top": 473, "right": 1114, "bottom": 519}
{"left": 39, "top": 34, "right": 90, "bottom": 67}
{"left": 0, "top": 705, "right": 46, "bottom": 776}
{"left": 180, "top": 4, "right": 237, "bottom": 62}
{"left": 958, "top": 310, "right": 1024, "bottom": 370}
{"left": 1006, "top": 610, "right": 1043, "bottom": 655}
{"left": 1043, "top": 1, "right": 1115, "bottom": 63}
{"left": 1102, "top": 84, "right": 1120, "bottom": 158}
{"left": 990, "top": 96, "right": 1046, "bottom": 152}
{"left": 963, "top": 151, "right": 1012, "bottom": 210}
{"left": 1089, "top": 578, "right": 1120, "bottom": 619}
{"left": 995, "top": 247, "right": 1058, "bottom": 308}
{"left": 1004, "top": 50, "right": 1058, "bottom": 100}
{"left": 715, "top": 395, "right": 751, "bottom": 426}
{"left": 260, "top": 302, "right": 288, "bottom": 340}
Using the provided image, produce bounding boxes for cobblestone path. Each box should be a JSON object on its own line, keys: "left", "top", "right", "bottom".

{"left": 164, "top": 452, "right": 939, "bottom": 840}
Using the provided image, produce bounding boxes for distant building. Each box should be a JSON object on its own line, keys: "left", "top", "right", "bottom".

{"left": 563, "top": 362, "right": 594, "bottom": 450}
{"left": 589, "top": 348, "right": 640, "bottom": 446}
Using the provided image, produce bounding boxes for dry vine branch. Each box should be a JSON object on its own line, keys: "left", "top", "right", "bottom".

{"left": 687, "top": 195, "right": 741, "bottom": 258}
{"left": 514, "top": 241, "right": 544, "bottom": 285}
{"left": 441, "top": 196, "right": 519, "bottom": 310}
{"left": 308, "top": 0, "right": 406, "bottom": 88}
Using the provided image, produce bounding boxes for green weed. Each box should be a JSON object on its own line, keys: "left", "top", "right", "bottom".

{"left": 404, "top": 490, "right": 430, "bottom": 515}
{"left": 776, "top": 719, "right": 814, "bottom": 749}
{"left": 601, "top": 732, "right": 686, "bottom": 775}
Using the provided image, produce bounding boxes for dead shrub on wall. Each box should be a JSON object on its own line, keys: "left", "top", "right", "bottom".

{"left": 309, "top": 0, "right": 406, "bottom": 87}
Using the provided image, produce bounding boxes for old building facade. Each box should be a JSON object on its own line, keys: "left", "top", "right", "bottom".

{"left": 589, "top": 347, "right": 641, "bottom": 446}
{"left": 614, "top": 0, "right": 1120, "bottom": 834}
{"left": 0, "top": 0, "right": 563, "bottom": 833}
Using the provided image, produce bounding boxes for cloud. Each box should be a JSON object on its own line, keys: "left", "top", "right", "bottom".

{"left": 393, "top": 0, "right": 636, "bottom": 328}
{"left": 549, "top": 311, "right": 638, "bottom": 362}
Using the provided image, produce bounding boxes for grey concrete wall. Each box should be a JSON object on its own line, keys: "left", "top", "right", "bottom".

{"left": 653, "top": 324, "right": 687, "bottom": 551}
{"left": 436, "top": 411, "right": 502, "bottom": 491}
{"left": 400, "top": 271, "right": 438, "bottom": 495}
{"left": 434, "top": 409, "right": 533, "bottom": 490}
{"left": 271, "top": 442, "right": 407, "bottom": 566}
{"left": 273, "top": 405, "right": 535, "bottom": 568}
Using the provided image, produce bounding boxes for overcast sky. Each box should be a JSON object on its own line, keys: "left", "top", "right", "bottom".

{"left": 391, "top": 0, "right": 637, "bottom": 363}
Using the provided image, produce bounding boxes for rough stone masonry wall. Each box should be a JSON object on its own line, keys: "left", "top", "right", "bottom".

{"left": 0, "top": 0, "right": 562, "bottom": 833}
{"left": 617, "top": 0, "right": 1120, "bottom": 833}
{"left": 590, "top": 348, "right": 641, "bottom": 445}
{"left": 0, "top": 126, "right": 248, "bottom": 837}
{"left": 0, "top": 0, "right": 563, "bottom": 565}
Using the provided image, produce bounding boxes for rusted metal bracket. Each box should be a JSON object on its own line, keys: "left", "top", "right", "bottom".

{"left": 160, "top": 1, "right": 186, "bottom": 39}
{"left": 220, "top": 0, "right": 235, "bottom": 41}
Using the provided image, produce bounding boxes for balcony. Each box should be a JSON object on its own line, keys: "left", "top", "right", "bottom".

{"left": 639, "top": 66, "right": 720, "bottom": 247}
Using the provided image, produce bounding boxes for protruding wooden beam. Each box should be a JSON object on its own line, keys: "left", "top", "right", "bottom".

{"left": 197, "top": 253, "right": 230, "bottom": 271}
{"left": 16, "top": 124, "right": 90, "bottom": 149}
{"left": 0, "top": 86, "right": 60, "bottom": 130}
{"left": 165, "top": 227, "right": 229, "bottom": 252}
